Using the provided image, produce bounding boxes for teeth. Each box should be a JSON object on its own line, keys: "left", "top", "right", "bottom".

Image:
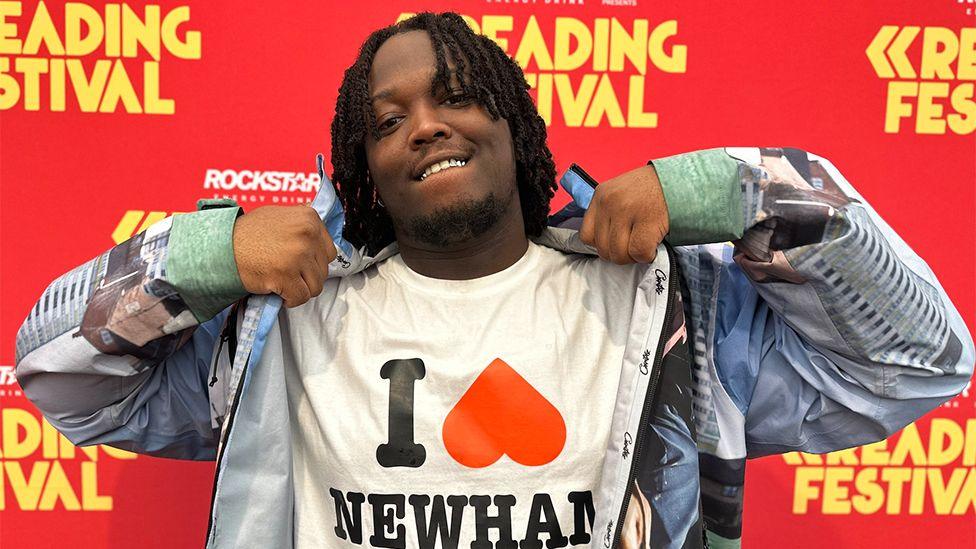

{"left": 420, "top": 158, "right": 467, "bottom": 180}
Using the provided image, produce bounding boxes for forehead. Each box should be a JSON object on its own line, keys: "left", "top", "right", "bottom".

{"left": 369, "top": 31, "right": 452, "bottom": 99}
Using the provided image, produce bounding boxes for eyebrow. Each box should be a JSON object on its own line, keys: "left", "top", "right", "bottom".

{"left": 369, "top": 89, "right": 394, "bottom": 103}
{"left": 369, "top": 69, "right": 468, "bottom": 104}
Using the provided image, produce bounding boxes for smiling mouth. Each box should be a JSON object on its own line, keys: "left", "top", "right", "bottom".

{"left": 419, "top": 158, "right": 469, "bottom": 181}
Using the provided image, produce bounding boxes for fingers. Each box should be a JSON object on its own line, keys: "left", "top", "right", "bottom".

{"left": 282, "top": 257, "right": 330, "bottom": 309}
{"left": 301, "top": 267, "right": 325, "bottom": 300}
{"left": 575, "top": 165, "right": 669, "bottom": 265}
{"left": 325, "top": 237, "right": 338, "bottom": 264}
{"left": 289, "top": 235, "right": 332, "bottom": 308}
{"left": 579, "top": 205, "right": 598, "bottom": 248}
{"left": 311, "top": 244, "right": 331, "bottom": 283}
{"left": 317, "top": 222, "right": 338, "bottom": 263}
{"left": 285, "top": 220, "right": 331, "bottom": 309}
{"left": 594, "top": 216, "right": 613, "bottom": 262}
{"left": 582, "top": 208, "right": 662, "bottom": 264}
{"left": 312, "top": 225, "right": 335, "bottom": 276}
{"left": 608, "top": 221, "right": 631, "bottom": 265}
{"left": 628, "top": 222, "right": 660, "bottom": 263}
{"left": 235, "top": 204, "right": 339, "bottom": 307}
{"left": 581, "top": 190, "right": 637, "bottom": 264}
{"left": 580, "top": 198, "right": 616, "bottom": 262}
{"left": 279, "top": 276, "right": 312, "bottom": 308}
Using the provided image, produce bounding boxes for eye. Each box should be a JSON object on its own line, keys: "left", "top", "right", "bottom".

{"left": 376, "top": 115, "right": 402, "bottom": 133}
{"left": 444, "top": 91, "right": 473, "bottom": 106}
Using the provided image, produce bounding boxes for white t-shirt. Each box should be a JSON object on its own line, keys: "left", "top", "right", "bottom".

{"left": 283, "top": 241, "right": 646, "bottom": 548}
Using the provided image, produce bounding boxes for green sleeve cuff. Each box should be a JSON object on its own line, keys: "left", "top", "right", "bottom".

{"left": 651, "top": 148, "right": 745, "bottom": 246}
{"left": 168, "top": 206, "right": 247, "bottom": 322}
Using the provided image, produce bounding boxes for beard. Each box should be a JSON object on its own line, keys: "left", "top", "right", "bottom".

{"left": 398, "top": 188, "right": 515, "bottom": 248}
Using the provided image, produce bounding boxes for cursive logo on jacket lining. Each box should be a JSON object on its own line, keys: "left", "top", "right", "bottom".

{"left": 622, "top": 432, "right": 633, "bottom": 459}
{"left": 654, "top": 268, "right": 667, "bottom": 295}
{"left": 639, "top": 349, "right": 650, "bottom": 375}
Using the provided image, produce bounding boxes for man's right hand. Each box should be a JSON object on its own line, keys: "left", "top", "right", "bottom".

{"left": 232, "top": 205, "right": 337, "bottom": 308}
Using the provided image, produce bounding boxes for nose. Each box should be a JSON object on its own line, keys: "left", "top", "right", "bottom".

{"left": 408, "top": 105, "right": 452, "bottom": 149}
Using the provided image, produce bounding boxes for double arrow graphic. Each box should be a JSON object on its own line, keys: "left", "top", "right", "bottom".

{"left": 111, "top": 210, "right": 175, "bottom": 244}
{"left": 866, "top": 26, "right": 921, "bottom": 79}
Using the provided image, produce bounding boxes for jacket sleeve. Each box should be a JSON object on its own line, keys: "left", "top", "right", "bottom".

{"left": 14, "top": 203, "right": 248, "bottom": 460}
{"left": 652, "top": 147, "right": 974, "bottom": 458}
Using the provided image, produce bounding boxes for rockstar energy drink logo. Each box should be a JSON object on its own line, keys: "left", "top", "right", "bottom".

{"left": 785, "top": 419, "right": 976, "bottom": 515}
{"left": 398, "top": 13, "right": 687, "bottom": 128}
{"left": 0, "top": 1, "right": 201, "bottom": 114}
{"left": 867, "top": 26, "right": 975, "bottom": 134}
{"left": 1, "top": 408, "right": 136, "bottom": 511}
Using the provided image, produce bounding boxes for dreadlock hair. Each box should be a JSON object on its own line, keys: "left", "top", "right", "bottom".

{"left": 330, "top": 12, "right": 557, "bottom": 255}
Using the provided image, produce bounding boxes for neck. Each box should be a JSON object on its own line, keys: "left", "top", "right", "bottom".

{"left": 395, "top": 206, "right": 529, "bottom": 280}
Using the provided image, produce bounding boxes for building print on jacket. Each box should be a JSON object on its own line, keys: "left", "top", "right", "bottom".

{"left": 377, "top": 357, "right": 567, "bottom": 469}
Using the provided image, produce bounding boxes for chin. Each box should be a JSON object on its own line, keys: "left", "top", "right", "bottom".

{"left": 402, "top": 191, "right": 511, "bottom": 248}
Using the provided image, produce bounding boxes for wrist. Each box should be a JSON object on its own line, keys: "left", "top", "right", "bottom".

{"left": 650, "top": 149, "right": 744, "bottom": 245}
{"left": 168, "top": 206, "right": 248, "bottom": 322}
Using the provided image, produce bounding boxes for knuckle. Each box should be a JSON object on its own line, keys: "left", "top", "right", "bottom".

{"left": 299, "top": 245, "right": 316, "bottom": 262}
{"left": 629, "top": 243, "right": 654, "bottom": 263}
{"left": 271, "top": 262, "right": 291, "bottom": 278}
{"left": 286, "top": 289, "right": 310, "bottom": 308}
{"left": 259, "top": 278, "right": 277, "bottom": 295}
{"left": 278, "top": 268, "right": 300, "bottom": 287}
{"left": 297, "top": 214, "right": 318, "bottom": 233}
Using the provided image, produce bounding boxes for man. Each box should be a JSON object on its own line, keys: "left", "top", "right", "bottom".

{"left": 14, "top": 12, "right": 973, "bottom": 549}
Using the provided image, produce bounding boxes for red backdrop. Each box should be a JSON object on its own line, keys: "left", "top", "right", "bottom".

{"left": 1, "top": 1, "right": 973, "bottom": 547}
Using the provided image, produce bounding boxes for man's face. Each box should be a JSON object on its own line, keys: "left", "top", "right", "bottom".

{"left": 364, "top": 30, "right": 519, "bottom": 248}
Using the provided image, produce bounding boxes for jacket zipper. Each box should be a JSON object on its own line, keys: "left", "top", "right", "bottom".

{"left": 205, "top": 304, "right": 245, "bottom": 547}
{"left": 208, "top": 304, "right": 239, "bottom": 388}
{"left": 209, "top": 334, "right": 227, "bottom": 388}
{"left": 610, "top": 244, "right": 678, "bottom": 549}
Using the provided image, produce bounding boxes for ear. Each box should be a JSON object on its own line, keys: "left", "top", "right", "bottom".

{"left": 312, "top": 153, "right": 354, "bottom": 258}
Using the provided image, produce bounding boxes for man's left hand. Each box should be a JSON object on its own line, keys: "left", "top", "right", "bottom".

{"left": 579, "top": 164, "right": 670, "bottom": 264}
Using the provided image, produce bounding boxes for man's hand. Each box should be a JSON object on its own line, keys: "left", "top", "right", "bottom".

{"left": 233, "top": 205, "right": 337, "bottom": 308}
{"left": 579, "top": 164, "right": 670, "bottom": 264}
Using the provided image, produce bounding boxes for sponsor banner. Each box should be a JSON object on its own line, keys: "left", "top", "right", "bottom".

{"left": 0, "top": 1, "right": 201, "bottom": 114}
{"left": 1, "top": 406, "right": 138, "bottom": 512}
{"left": 785, "top": 418, "right": 975, "bottom": 517}
{"left": 1, "top": 1, "right": 973, "bottom": 548}
{"left": 202, "top": 167, "right": 320, "bottom": 205}
{"left": 866, "top": 26, "right": 975, "bottom": 134}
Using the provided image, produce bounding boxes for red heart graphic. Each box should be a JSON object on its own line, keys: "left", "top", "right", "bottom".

{"left": 442, "top": 358, "right": 566, "bottom": 468}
